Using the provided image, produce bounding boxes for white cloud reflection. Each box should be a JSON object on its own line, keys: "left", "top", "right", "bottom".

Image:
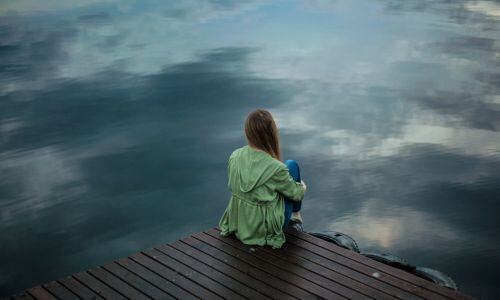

{"left": 0, "top": 0, "right": 499, "bottom": 296}
{"left": 0, "top": 146, "right": 86, "bottom": 222}
{"left": 466, "top": 1, "right": 500, "bottom": 18}
{"left": 278, "top": 108, "right": 500, "bottom": 160}
{"left": 0, "top": 127, "right": 140, "bottom": 223}
{"left": 327, "top": 199, "right": 460, "bottom": 250}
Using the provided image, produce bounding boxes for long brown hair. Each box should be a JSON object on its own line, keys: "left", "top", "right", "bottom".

{"left": 244, "top": 109, "right": 282, "bottom": 161}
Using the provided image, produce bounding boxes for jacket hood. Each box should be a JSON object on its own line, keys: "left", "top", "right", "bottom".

{"left": 230, "top": 145, "right": 282, "bottom": 193}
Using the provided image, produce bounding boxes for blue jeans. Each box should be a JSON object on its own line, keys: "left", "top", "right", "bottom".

{"left": 283, "top": 159, "right": 302, "bottom": 228}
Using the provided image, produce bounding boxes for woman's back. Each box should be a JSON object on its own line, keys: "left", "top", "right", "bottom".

{"left": 219, "top": 145, "right": 305, "bottom": 248}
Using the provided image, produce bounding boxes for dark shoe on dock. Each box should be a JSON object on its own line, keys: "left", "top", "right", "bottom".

{"left": 288, "top": 219, "right": 304, "bottom": 232}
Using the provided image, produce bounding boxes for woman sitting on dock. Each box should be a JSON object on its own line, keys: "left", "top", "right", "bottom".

{"left": 219, "top": 109, "right": 307, "bottom": 249}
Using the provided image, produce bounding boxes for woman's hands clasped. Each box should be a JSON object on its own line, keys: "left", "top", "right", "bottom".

{"left": 300, "top": 180, "right": 307, "bottom": 192}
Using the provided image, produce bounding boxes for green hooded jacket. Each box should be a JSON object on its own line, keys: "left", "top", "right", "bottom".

{"left": 218, "top": 145, "right": 305, "bottom": 248}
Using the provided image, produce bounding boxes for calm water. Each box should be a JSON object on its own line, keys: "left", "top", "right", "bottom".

{"left": 1, "top": 0, "right": 499, "bottom": 298}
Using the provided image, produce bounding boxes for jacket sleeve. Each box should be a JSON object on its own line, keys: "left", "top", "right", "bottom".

{"left": 271, "top": 164, "right": 305, "bottom": 202}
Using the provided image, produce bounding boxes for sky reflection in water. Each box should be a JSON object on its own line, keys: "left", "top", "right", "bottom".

{"left": 0, "top": 0, "right": 499, "bottom": 298}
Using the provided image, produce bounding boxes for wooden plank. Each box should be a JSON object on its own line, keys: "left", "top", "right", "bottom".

{"left": 194, "top": 232, "right": 359, "bottom": 300}
{"left": 58, "top": 276, "right": 104, "bottom": 300}
{"left": 103, "top": 261, "right": 173, "bottom": 299}
{"left": 11, "top": 292, "right": 35, "bottom": 300}
{"left": 287, "top": 237, "right": 446, "bottom": 299}
{"left": 6, "top": 228, "right": 475, "bottom": 300}
{"left": 205, "top": 229, "right": 399, "bottom": 300}
{"left": 284, "top": 232, "right": 446, "bottom": 300}
{"left": 88, "top": 266, "right": 148, "bottom": 300}
{"left": 155, "top": 243, "right": 267, "bottom": 299}
{"left": 170, "top": 239, "right": 294, "bottom": 300}
{"left": 282, "top": 236, "right": 425, "bottom": 300}
{"left": 116, "top": 257, "right": 194, "bottom": 300}
{"left": 130, "top": 252, "right": 216, "bottom": 299}
{"left": 287, "top": 229, "right": 472, "bottom": 299}
{"left": 73, "top": 271, "right": 126, "bottom": 300}
{"left": 178, "top": 237, "right": 306, "bottom": 299}
{"left": 287, "top": 231, "right": 454, "bottom": 299}
{"left": 26, "top": 286, "right": 56, "bottom": 300}
{"left": 144, "top": 247, "right": 245, "bottom": 300}
{"left": 184, "top": 235, "right": 332, "bottom": 300}
{"left": 42, "top": 281, "right": 79, "bottom": 300}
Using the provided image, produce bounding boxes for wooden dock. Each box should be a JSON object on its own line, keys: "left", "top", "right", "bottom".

{"left": 5, "top": 227, "right": 473, "bottom": 300}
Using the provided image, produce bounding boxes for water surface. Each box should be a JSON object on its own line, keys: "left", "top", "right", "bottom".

{"left": 1, "top": 1, "right": 499, "bottom": 298}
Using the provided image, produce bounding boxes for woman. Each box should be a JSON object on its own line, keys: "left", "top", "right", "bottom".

{"left": 218, "top": 109, "right": 307, "bottom": 249}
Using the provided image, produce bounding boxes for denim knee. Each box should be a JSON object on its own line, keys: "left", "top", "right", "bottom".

{"left": 284, "top": 159, "right": 301, "bottom": 182}
{"left": 285, "top": 159, "right": 298, "bottom": 169}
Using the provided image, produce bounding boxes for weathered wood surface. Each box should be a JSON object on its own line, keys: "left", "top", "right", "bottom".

{"left": 6, "top": 227, "right": 474, "bottom": 299}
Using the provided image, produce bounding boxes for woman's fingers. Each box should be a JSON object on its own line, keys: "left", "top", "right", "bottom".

{"left": 300, "top": 180, "right": 307, "bottom": 191}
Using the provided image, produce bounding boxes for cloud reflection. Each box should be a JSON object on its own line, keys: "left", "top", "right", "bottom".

{"left": 326, "top": 200, "right": 460, "bottom": 249}
{"left": 0, "top": 45, "right": 300, "bottom": 294}
{"left": 0, "top": 0, "right": 499, "bottom": 298}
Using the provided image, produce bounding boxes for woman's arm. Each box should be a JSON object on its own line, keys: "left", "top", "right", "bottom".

{"left": 271, "top": 164, "right": 306, "bottom": 201}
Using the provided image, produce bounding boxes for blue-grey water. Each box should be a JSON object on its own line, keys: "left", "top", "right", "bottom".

{"left": 1, "top": 0, "right": 499, "bottom": 298}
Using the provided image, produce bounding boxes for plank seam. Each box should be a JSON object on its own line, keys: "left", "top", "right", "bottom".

{"left": 198, "top": 232, "right": 355, "bottom": 299}
{"left": 46, "top": 281, "right": 81, "bottom": 300}
{"left": 160, "top": 244, "right": 269, "bottom": 298}
{"left": 153, "top": 245, "right": 249, "bottom": 300}
{"left": 288, "top": 231, "right": 458, "bottom": 299}
{"left": 285, "top": 234, "right": 449, "bottom": 300}
{"left": 74, "top": 271, "right": 126, "bottom": 300}
{"left": 145, "top": 248, "right": 231, "bottom": 299}
{"left": 165, "top": 242, "right": 276, "bottom": 300}
{"left": 101, "top": 262, "right": 156, "bottom": 299}
{"left": 57, "top": 279, "right": 93, "bottom": 300}
{"left": 159, "top": 243, "right": 264, "bottom": 299}
{"left": 129, "top": 253, "right": 200, "bottom": 299}
{"left": 86, "top": 270, "right": 133, "bottom": 299}
{"left": 213, "top": 227, "right": 437, "bottom": 300}
{"left": 204, "top": 230, "right": 390, "bottom": 300}
{"left": 71, "top": 274, "right": 105, "bottom": 299}
{"left": 116, "top": 259, "right": 179, "bottom": 299}
{"left": 281, "top": 236, "right": 428, "bottom": 300}
{"left": 260, "top": 243, "right": 400, "bottom": 299}
{"left": 177, "top": 239, "right": 299, "bottom": 300}
{"left": 131, "top": 251, "right": 201, "bottom": 299}
{"left": 191, "top": 234, "right": 341, "bottom": 300}
{"left": 27, "top": 286, "right": 58, "bottom": 300}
